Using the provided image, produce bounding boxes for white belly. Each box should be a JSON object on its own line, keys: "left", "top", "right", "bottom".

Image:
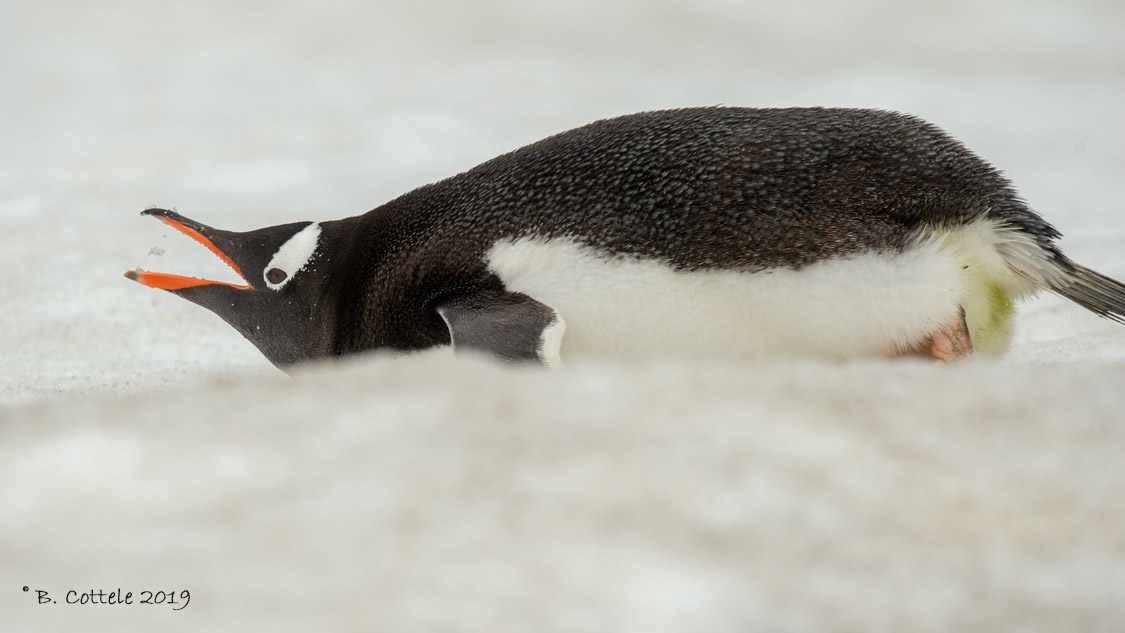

{"left": 484, "top": 223, "right": 1038, "bottom": 360}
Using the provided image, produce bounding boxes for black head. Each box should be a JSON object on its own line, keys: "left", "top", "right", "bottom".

{"left": 125, "top": 208, "right": 339, "bottom": 367}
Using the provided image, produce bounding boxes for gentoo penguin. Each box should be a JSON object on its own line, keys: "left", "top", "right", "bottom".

{"left": 125, "top": 107, "right": 1125, "bottom": 368}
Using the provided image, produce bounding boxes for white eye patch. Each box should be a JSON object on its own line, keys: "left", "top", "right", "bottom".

{"left": 264, "top": 222, "right": 321, "bottom": 290}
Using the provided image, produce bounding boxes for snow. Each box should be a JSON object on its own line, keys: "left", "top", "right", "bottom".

{"left": 1, "top": 0, "right": 1123, "bottom": 631}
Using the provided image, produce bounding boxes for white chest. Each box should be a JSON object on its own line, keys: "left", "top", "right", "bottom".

{"left": 485, "top": 236, "right": 973, "bottom": 359}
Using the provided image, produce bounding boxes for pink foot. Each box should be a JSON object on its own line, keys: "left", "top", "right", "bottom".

{"left": 931, "top": 307, "right": 973, "bottom": 364}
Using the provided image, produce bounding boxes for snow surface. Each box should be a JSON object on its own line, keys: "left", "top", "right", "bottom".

{"left": 1, "top": 0, "right": 1124, "bottom": 631}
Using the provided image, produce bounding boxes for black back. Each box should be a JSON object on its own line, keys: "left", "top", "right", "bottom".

{"left": 361, "top": 107, "right": 1059, "bottom": 274}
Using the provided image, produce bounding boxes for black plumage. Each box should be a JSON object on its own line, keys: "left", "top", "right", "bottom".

{"left": 374, "top": 107, "right": 1062, "bottom": 272}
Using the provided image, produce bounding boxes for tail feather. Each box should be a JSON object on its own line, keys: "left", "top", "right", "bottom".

{"left": 1049, "top": 264, "right": 1125, "bottom": 325}
{"left": 990, "top": 221, "right": 1125, "bottom": 325}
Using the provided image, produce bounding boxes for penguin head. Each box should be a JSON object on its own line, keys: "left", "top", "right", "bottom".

{"left": 125, "top": 208, "right": 338, "bottom": 367}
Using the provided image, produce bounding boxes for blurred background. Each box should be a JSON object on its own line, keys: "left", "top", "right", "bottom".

{"left": 2, "top": 2, "right": 1124, "bottom": 632}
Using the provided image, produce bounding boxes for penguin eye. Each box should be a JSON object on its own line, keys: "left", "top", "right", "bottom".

{"left": 263, "top": 222, "right": 320, "bottom": 290}
{"left": 266, "top": 268, "right": 288, "bottom": 284}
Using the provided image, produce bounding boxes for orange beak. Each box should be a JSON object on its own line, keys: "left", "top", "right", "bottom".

{"left": 125, "top": 210, "right": 252, "bottom": 290}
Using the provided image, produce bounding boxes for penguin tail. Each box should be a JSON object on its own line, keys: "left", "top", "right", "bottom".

{"left": 989, "top": 222, "right": 1125, "bottom": 325}
{"left": 1046, "top": 263, "right": 1125, "bottom": 325}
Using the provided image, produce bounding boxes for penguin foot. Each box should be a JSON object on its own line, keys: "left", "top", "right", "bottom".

{"left": 930, "top": 306, "right": 973, "bottom": 364}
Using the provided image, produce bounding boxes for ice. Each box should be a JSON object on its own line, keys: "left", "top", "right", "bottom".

{"left": 1, "top": 0, "right": 1123, "bottom": 631}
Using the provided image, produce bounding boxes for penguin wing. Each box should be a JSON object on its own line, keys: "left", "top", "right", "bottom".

{"left": 436, "top": 290, "right": 565, "bottom": 366}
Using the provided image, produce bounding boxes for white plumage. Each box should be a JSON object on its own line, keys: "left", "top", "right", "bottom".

{"left": 487, "top": 219, "right": 1045, "bottom": 360}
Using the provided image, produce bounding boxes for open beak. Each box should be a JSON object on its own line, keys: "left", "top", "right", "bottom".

{"left": 125, "top": 208, "right": 252, "bottom": 290}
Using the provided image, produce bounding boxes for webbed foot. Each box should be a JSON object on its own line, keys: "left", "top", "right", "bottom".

{"left": 931, "top": 306, "right": 973, "bottom": 364}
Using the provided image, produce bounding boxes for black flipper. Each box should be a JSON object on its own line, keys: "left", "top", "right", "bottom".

{"left": 437, "top": 290, "right": 565, "bottom": 365}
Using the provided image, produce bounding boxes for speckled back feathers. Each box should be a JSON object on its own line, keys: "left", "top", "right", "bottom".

{"left": 381, "top": 107, "right": 1061, "bottom": 272}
